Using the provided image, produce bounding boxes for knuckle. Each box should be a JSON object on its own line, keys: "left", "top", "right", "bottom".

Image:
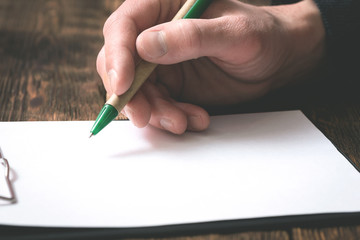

{"left": 176, "top": 20, "right": 202, "bottom": 58}
{"left": 187, "top": 21, "right": 203, "bottom": 52}
{"left": 96, "top": 51, "right": 103, "bottom": 74}
{"left": 103, "top": 12, "right": 119, "bottom": 36}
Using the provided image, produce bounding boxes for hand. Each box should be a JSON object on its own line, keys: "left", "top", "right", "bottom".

{"left": 97, "top": 0, "right": 325, "bottom": 134}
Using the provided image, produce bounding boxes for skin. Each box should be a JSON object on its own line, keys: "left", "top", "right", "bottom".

{"left": 97, "top": 0, "right": 325, "bottom": 134}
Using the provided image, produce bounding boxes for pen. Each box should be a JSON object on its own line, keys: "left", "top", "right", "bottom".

{"left": 90, "top": 0, "right": 213, "bottom": 137}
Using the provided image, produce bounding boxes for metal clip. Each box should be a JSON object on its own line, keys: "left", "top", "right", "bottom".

{"left": 0, "top": 147, "right": 16, "bottom": 203}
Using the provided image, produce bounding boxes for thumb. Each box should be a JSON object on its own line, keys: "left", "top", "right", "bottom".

{"left": 136, "top": 18, "right": 229, "bottom": 64}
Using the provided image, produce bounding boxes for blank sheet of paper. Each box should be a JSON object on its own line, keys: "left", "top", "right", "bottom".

{"left": 0, "top": 110, "right": 359, "bottom": 227}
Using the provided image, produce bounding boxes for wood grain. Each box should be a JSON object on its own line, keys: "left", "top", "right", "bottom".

{"left": 0, "top": 0, "right": 108, "bottom": 121}
{"left": 293, "top": 226, "right": 360, "bottom": 240}
{"left": 0, "top": 0, "right": 359, "bottom": 239}
{"left": 125, "top": 231, "right": 290, "bottom": 240}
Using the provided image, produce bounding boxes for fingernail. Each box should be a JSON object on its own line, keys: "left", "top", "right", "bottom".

{"left": 143, "top": 31, "right": 167, "bottom": 59}
{"left": 107, "top": 69, "right": 118, "bottom": 93}
{"left": 160, "top": 118, "right": 173, "bottom": 131}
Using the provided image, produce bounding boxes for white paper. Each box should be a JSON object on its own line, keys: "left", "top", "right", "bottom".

{"left": 0, "top": 110, "right": 359, "bottom": 227}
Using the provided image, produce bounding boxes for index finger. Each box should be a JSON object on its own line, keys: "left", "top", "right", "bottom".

{"left": 102, "top": 0, "right": 185, "bottom": 95}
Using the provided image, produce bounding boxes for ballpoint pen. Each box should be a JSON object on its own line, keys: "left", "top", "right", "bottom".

{"left": 90, "top": 0, "right": 213, "bottom": 137}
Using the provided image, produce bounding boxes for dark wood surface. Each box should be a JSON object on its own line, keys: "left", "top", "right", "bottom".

{"left": 0, "top": 0, "right": 359, "bottom": 239}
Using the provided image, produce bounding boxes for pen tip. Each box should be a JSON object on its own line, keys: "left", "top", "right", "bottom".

{"left": 89, "top": 133, "right": 93, "bottom": 138}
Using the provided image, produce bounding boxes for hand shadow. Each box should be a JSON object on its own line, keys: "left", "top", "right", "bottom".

{"left": 108, "top": 111, "right": 309, "bottom": 161}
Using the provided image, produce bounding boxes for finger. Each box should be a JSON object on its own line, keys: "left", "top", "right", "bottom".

{"left": 122, "top": 90, "right": 152, "bottom": 128}
{"left": 172, "top": 102, "right": 210, "bottom": 132}
{"left": 148, "top": 97, "right": 188, "bottom": 135}
{"left": 96, "top": 46, "right": 112, "bottom": 94}
{"left": 102, "top": 0, "right": 184, "bottom": 95}
{"left": 142, "top": 81, "right": 188, "bottom": 134}
{"left": 136, "top": 18, "right": 226, "bottom": 64}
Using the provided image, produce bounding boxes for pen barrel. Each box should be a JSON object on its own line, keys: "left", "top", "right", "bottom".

{"left": 172, "top": 0, "right": 197, "bottom": 20}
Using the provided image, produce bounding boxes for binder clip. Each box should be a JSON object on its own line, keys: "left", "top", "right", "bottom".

{"left": 0, "top": 147, "right": 16, "bottom": 203}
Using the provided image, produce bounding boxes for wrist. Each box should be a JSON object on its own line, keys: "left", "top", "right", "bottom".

{"left": 265, "top": 0, "right": 326, "bottom": 85}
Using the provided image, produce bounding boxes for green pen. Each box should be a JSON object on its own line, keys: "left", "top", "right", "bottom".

{"left": 90, "top": 0, "right": 213, "bottom": 137}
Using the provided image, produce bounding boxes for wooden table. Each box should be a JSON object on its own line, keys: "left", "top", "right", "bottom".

{"left": 1, "top": 0, "right": 359, "bottom": 239}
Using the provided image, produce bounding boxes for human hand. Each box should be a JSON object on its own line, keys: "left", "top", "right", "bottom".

{"left": 97, "top": 0, "right": 325, "bottom": 134}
